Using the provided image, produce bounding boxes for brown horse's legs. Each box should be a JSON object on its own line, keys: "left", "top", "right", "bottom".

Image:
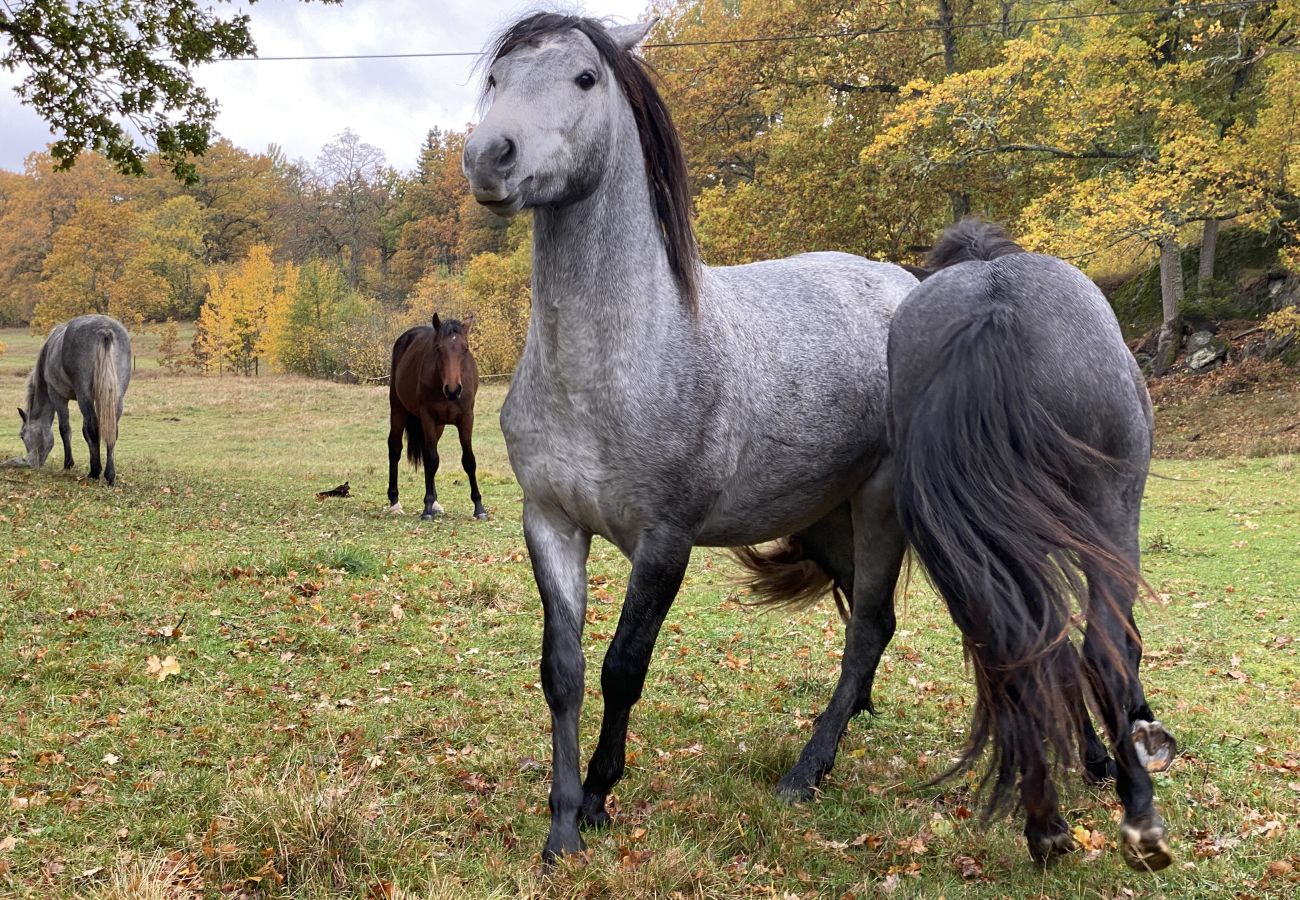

{"left": 387, "top": 407, "right": 406, "bottom": 511}
{"left": 420, "top": 421, "right": 445, "bottom": 519}
{"left": 57, "top": 403, "right": 74, "bottom": 470}
{"left": 458, "top": 417, "right": 488, "bottom": 520}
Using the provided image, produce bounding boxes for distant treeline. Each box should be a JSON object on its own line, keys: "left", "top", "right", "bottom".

{"left": 2, "top": 0, "right": 1297, "bottom": 378}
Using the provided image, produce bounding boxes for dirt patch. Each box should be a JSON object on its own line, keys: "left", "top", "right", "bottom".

{"left": 1151, "top": 354, "right": 1300, "bottom": 458}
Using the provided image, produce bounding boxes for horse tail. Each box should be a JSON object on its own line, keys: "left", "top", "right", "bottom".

{"left": 93, "top": 330, "right": 120, "bottom": 446}
{"left": 404, "top": 417, "right": 424, "bottom": 469}
{"left": 732, "top": 539, "right": 849, "bottom": 624}
{"left": 894, "top": 301, "right": 1138, "bottom": 812}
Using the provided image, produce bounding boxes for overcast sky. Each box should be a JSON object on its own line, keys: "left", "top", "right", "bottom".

{"left": 0, "top": 1, "right": 650, "bottom": 175}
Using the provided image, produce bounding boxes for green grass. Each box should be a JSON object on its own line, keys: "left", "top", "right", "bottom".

{"left": 0, "top": 337, "right": 1298, "bottom": 898}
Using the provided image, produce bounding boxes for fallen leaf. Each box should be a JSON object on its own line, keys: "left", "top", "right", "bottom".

{"left": 146, "top": 655, "right": 181, "bottom": 682}
{"left": 102, "top": 753, "right": 120, "bottom": 766}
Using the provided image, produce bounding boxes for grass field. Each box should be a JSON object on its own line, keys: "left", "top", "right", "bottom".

{"left": 1, "top": 327, "right": 1298, "bottom": 899}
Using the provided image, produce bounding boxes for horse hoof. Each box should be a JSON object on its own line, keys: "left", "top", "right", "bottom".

{"left": 775, "top": 770, "right": 818, "bottom": 804}
{"left": 1132, "top": 720, "right": 1178, "bottom": 773}
{"left": 1027, "top": 829, "right": 1076, "bottom": 866}
{"left": 1120, "top": 817, "right": 1173, "bottom": 872}
{"left": 474, "top": 511, "right": 490, "bottom": 521}
{"left": 420, "top": 513, "right": 434, "bottom": 521}
{"left": 1083, "top": 755, "right": 1117, "bottom": 786}
{"left": 387, "top": 502, "right": 404, "bottom": 516}
{"left": 579, "top": 795, "right": 611, "bottom": 830}
{"left": 541, "top": 831, "right": 587, "bottom": 865}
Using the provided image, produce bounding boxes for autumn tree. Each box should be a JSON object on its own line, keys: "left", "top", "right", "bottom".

{"left": 0, "top": 0, "right": 340, "bottom": 180}
{"left": 33, "top": 197, "right": 170, "bottom": 330}
{"left": 196, "top": 244, "right": 297, "bottom": 375}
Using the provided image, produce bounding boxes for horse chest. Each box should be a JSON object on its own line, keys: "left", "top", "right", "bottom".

{"left": 501, "top": 380, "right": 668, "bottom": 544}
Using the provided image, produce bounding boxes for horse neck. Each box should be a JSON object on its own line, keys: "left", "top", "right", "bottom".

{"left": 529, "top": 112, "right": 689, "bottom": 368}
{"left": 25, "top": 346, "right": 55, "bottom": 424}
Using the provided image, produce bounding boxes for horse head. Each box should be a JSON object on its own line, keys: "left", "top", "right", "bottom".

{"left": 463, "top": 15, "right": 656, "bottom": 215}
{"left": 16, "top": 406, "right": 50, "bottom": 468}
{"left": 431, "top": 313, "right": 475, "bottom": 401}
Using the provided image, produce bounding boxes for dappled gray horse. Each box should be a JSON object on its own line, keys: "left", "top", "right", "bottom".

{"left": 463, "top": 14, "right": 916, "bottom": 861}
{"left": 889, "top": 220, "right": 1175, "bottom": 871}
{"left": 14, "top": 314, "right": 131, "bottom": 486}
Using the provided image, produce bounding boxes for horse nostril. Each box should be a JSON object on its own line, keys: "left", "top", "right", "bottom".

{"left": 496, "top": 138, "right": 516, "bottom": 170}
{"left": 445, "top": 385, "right": 462, "bottom": 400}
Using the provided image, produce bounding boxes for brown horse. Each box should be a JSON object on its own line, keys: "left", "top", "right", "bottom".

{"left": 387, "top": 314, "right": 488, "bottom": 520}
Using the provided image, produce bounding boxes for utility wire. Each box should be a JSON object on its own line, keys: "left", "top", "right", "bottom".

{"left": 217, "top": 0, "right": 1272, "bottom": 62}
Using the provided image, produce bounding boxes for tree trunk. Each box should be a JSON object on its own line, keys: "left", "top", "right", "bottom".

{"left": 1198, "top": 218, "right": 1219, "bottom": 285}
{"left": 1154, "top": 237, "right": 1185, "bottom": 375}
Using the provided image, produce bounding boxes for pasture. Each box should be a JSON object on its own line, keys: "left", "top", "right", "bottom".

{"left": 0, "top": 329, "right": 1298, "bottom": 898}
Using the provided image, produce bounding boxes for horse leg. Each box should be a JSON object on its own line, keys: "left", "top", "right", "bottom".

{"left": 458, "top": 415, "right": 488, "bottom": 520}
{"left": 77, "top": 397, "right": 101, "bottom": 480}
{"left": 1081, "top": 491, "right": 1173, "bottom": 872}
{"left": 1077, "top": 679, "right": 1118, "bottom": 785}
{"left": 103, "top": 423, "right": 117, "bottom": 486}
{"left": 579, "top": 526, "right": 693, "bottom": 830}
{"left": 524, "top": 502, "right": 594, "bottom": 862}
{"left": 387, "top": 407, "right": 405, "bottom": 514}
{"left": 420, "top": 421, "right": 444, "bottom": 519}
{"left": 777, "top": 463, "right": 906, "bottom": 801}
{"left": 1020, "top": 695, "right": 1075, "bottom": 865}
{"left": 57, "top": 403, "right": 74, "bottom": 470}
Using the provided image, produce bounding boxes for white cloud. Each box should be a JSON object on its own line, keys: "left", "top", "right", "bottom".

{"left": 0, "top": 0, "right": 651, "bottom": 174}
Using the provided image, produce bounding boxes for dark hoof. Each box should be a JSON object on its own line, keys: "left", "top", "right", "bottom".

{"left": 1083, "top": 754, "right": 1117, "bottom": 786}
{"left": 1132, "top": 720, "right": 1178, "bottom": 773}
{"left": 541, "top": 830, "right": 586, "bottom": 865}
{"left": 579, "top": 794, "right": 611, "bottom": 830}
{"left": 420, "top": 513, "right": 435, "bottom": 521}
{"left": 63, "top": 461, "right": 74, "bottom": 470}
{"left": 1120, "top": 816, "right": 1173, "bottom": 872}
{"left": 1027, "top": 829, "right": 1076, "bottom": 866}
{"left": 775, "top": 769, "right": 819, "bottom": 804}
{"left": 474, "top": 510, "right": 490, "bottom": 521}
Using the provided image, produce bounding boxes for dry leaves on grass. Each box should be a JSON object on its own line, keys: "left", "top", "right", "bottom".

{"left": 146, "top": 655, "right": 181, "bottom": 682}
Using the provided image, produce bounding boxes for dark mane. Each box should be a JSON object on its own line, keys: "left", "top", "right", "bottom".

{"left": 483, "top": 13, "right": 701, "bottom": 310}
{"left": 926, "top": 219, "right": 1025, "bottom": 271}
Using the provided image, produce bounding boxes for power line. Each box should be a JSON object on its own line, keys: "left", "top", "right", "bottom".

{"left": 217, "top": 1, "right": 1272, "bottom": 62}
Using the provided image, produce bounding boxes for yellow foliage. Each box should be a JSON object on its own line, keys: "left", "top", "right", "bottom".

{"left": 195, "top": 245, "right": 297, "bottom": 375}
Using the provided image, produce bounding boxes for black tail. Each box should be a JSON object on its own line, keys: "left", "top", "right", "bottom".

{"left": 732, "top": 540, "right": 849, "bottom": 623}
{"left": 894, "top": 302, "right": 1139, "bottom": 812}
{"left": 404, "top": 417, "right": 424, "bottom": 469}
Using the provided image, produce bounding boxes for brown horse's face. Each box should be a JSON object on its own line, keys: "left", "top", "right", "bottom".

{"left": 432, "top": 314, "right": 474, "bottom": 401}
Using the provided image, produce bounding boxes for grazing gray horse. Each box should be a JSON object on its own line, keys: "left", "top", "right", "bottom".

{"left": 889, "top": 220, "right": 1175, "bottom": 871}
{"left": 464, "top": 13, "right": 916, "bottom": 862}
{"left": 14, "top": 315, "right": 131, "bottom": 486}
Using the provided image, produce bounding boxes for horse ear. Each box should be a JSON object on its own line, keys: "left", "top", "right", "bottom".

{"left": 431, "top": 313, "right": 442, "bottom": 332}
{"left": 18, "top": 408, "right": 26, "bottom": 424}
{"left": 608, "top": 18, "right": 657, "bottom": 51}
{"left": 462, "top": 313, "right": 476, "bottom": 335}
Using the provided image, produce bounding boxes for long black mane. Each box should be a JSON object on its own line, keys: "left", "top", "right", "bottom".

{"left": 483, "top": 14, "right": 701, "bottom": 310}
{"left": 926, "top": 219, "right": 1025, "bottom": 271}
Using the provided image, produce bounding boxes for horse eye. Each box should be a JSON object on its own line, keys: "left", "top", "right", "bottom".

{"left": 575, "top": 70, "right": 596, "bottom": 90}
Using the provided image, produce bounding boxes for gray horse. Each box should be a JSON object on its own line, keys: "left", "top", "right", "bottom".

{"left": 889, "top": 220, "right": 1175, "bottom": 871}
{"left": 464, "top": 13, "right": 916, "bottom": 862}
{"left": 14, "top": 315, "right": 131, "bottom": 486}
